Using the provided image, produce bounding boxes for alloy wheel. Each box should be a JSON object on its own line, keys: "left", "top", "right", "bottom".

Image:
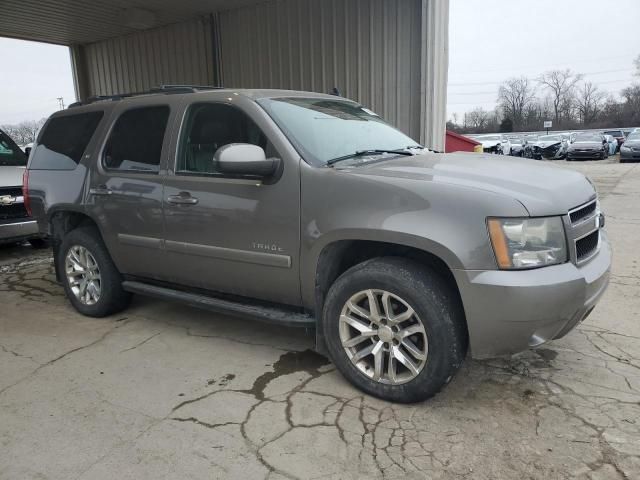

{"left": 65, "top": 245, "right": 101, "bottom": 305}
{"left": 338, "top": 289, "right": 428, "bottom": 385}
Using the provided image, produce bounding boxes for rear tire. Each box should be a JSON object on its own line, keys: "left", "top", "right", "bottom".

{"left": 28, "top": 238, "right": 49, "bottom": 249}
{"left": 58, "top": 226, "right": 131, "bottom": 317}
{"left": 322, "top": 257, "right": 466, "bottom": 403}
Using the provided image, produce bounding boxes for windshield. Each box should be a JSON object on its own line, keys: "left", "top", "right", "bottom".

{"left": 539, "top": 135, "right": 562, "bottom": 142}
{"left": 257, "top": 97, "right": 419, "bottom": 166}
{"left": 627, "top": 132, "right": 640, "bottom": 141}
{"left": 507, "top": 137, "right": 522, "bottom": 144}
{"left": 575, "top": 133, "right": 602, "bottom": 142}
{"left": 604, "top": 131, "right": 622, "bottom": 136}
{"left": 0, "top": 130, "right": 27, "bottom": 167}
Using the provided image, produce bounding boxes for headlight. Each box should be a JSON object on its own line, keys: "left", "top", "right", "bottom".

{"left": 621, "top": 145, "right": 631, "bottom": 152}
{"left": 487, "top": 217, "right": 568, "bottom": 269}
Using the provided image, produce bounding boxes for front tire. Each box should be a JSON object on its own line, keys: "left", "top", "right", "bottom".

{"left": 58, "top": 226, "right": 131, "bottom": 317}
{"left": 322, "top": 257, "right": 466, "bottom": 403}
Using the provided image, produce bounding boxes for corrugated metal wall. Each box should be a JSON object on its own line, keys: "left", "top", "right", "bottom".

{"left": 218, "top": 0, "right": 423, "bottom": 141}
{"left": 72, "top": 0, "right": 449, "bottom": 149}
{"left": 75, "top": 16, "right": 217, "bottom": 97}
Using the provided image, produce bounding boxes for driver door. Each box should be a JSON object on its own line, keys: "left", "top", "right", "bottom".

{"left": 161, "top": 99, "right": 301, "bottom": 306}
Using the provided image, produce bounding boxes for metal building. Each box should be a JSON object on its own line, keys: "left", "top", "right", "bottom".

{"left": 1, "top": 0, "right": 449, "bottom": 149}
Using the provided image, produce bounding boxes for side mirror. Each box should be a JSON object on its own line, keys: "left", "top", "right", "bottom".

{"left": 215, "top": 143, "right": 279, "bottom": 177}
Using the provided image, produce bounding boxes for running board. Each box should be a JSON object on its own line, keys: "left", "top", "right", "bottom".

{"left": 122, "top": 281, "right": 315, "bottom": 328}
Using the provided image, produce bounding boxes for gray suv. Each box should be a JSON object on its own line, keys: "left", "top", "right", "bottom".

{"left": 26, "top": 87, "right": 610, "bottom": 403}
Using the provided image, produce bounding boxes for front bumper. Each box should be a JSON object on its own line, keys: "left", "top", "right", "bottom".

{"left": 567, "top": 150, "right": 604, "bottom": 160}
{"left": 620, "top": 149, "right": 640, "bottom": 161}
{"left": 453, "top": 232, "right": 611, "bottom": 358}
{"left": 0, "top": 218, "right": 40, "bottom": 244}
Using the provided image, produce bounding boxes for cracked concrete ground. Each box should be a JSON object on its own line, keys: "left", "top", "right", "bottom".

{"left": 1, "top": 159, "right": 639, "bottom": 480}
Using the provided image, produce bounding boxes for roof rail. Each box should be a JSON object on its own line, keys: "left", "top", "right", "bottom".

{"left": 68, "top": 84, "right": 224, "bottom": 108}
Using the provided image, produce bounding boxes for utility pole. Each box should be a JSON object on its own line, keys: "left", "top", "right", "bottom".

{"left": 57, "top": 97, "right": 65, "bottom": 110}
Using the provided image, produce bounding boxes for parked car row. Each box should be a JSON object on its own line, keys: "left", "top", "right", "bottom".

{"left": 469, "top": 127, "right": 640, "bottom": 162}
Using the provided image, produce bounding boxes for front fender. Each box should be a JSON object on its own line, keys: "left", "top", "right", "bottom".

{"left": 299, "top": 163, "right": 528, "bottom": 308}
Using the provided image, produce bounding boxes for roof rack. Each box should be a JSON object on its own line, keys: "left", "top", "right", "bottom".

{"left": 68, "top": 84, "right": 224, "bottom": 108}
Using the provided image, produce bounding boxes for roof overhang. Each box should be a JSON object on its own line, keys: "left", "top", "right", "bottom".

{"left": 0, "top": 0, "right": 264, "bottom": 46}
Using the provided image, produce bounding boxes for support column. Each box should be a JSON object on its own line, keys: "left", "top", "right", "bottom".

{"left": 69, "top": 44, "right": 91, "bottom": 102}
{"left": 420, "top": 0, "right": 449, "bottom": 151}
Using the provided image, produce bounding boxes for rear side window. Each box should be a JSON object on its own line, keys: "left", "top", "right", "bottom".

{"left": 103, "top": 106, "right": 169, "bottom": 173}
{"left": 29, "top": 112, "right": 104, "bottom": 170}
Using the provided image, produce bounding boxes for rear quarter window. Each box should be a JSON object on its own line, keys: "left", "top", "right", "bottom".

{"left": 29, "top": 111, "right": 104, "bottom": 170}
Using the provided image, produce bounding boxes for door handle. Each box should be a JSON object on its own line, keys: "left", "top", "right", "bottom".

{"left": 89, "top": 186, "right": 113, "bottom": 196}
{"left": 167, "top": 192, "right": 199, "bottom": 205}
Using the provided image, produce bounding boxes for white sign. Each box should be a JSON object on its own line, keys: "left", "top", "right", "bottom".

{"left": 543, "top": 121, "right": 552, "bottom": 128}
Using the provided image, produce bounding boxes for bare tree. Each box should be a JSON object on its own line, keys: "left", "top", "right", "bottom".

{"left": 465, "top": 107, "right": 491, "bottom": 130}
{"left": 538, "top": 69, "right": 582, "bottom": 125}
{"left": 0, "top": 119, "right": 46, "bottom": 145}
{"left": 575, "top": 82, "right": 605, "bottom": 125}
{"left": 498, "top": 77, "right": 536, "bottom": 128}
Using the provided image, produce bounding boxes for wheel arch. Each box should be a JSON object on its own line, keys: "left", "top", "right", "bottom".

{"left": 48, "top": 209, "right": 102, "bottom": 282}
{"left": 311, "top": 237, "right": 468, "bottom": 356}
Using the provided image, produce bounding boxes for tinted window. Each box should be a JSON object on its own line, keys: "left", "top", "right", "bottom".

{"left": 104, "top": 106, "right": 169, "bottom": 173}
{"left": 0, "top": 129, "right": 27, "bottom": 167}
{"left": 29, "top": 112, "right": 103, "bottom": 170}
{"left": 177, "top": 103, "right": 273, "bottom": 175}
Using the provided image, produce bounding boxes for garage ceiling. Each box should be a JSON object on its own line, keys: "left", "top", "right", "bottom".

{"left": 0, "top": 0, "right": 265, "bottom": 45}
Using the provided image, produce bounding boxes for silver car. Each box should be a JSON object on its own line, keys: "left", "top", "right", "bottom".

{"left": 0, "top": 128, "right": 46, "bottom": 247}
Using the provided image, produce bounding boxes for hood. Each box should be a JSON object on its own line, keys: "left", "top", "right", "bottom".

{"left": 536, "top": 140, "right": 563, "bottom": 148}
{"left": 480, "top": 139, "right": 502, "bottom": 148}
{"left": 340, "top": 152, "right": 595, "bottom": 216}
{"left": 624, "top": 139, "right": 640, "bottom": 147}
{"left": 569, "top": 141, "right": 602, "bottom": 149}
{"left": 0, "top": 165, "right": 26, "bottom": 188}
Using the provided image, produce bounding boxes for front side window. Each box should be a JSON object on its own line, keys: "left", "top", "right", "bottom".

{"left": 176, "top": 103, "right": 272, "bottom": 175}
{"left": 29, "top": 112, "right": 104, "bottom": 170}
{"left": 0, "top": 129, "right": 27, "bottom": 167}
{"left": 257, "top": 97, "right": 419, "bottom": 166}
{"left": 103, "top": 106, "right": 169, "bottom": 173}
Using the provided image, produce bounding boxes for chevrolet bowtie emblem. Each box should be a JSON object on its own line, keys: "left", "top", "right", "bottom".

{"left": 0, "top": 195, "right": 17, "bottom": 205}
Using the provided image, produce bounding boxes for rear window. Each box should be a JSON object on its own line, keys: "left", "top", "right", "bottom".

{"left": 29, "top": 112, "right": 104, "bottom": 170}
{"left": 103, "top": 106, "right": 169, "bottom": 173}
{"left": 0, "top": 130, "right": 27, "bottom": 167}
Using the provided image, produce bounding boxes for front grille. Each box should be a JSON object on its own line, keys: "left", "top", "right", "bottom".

{"left": 569, "top": 200, "right": 597, "bottom": 224}
{"left": 0, "top": 186, "right": 28, "bottom": 221}
{"left": 576, "top": 230, "right": 599, "bottom": 261}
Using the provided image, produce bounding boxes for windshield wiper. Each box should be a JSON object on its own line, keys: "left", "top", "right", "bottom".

{"left": 326, "top": 149, "right": 414, "bottom": 166}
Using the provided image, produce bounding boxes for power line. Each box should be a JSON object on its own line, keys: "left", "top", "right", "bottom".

{"left": 449, "top": 68, "right": 634, "bottom": 87}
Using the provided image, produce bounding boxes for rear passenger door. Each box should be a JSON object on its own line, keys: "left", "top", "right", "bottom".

{"left": 161, "top": 99, "right": 301, "bottom": 306}
{"left": 87, "top": 104, "right": 172, "bottom": 280}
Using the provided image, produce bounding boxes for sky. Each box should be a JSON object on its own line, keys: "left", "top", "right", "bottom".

{"left": 0, "top": 0, "right": 639, "bottom": 125}
{"left": 448, "top": 0, "right": 640, "bottom": 121}
{"left": 0, "top": 38, "right": 76, "bottom": 125}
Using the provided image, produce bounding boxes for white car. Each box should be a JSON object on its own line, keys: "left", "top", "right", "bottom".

{"left": 474, "top": 134, "right": 512, "bottom": 155}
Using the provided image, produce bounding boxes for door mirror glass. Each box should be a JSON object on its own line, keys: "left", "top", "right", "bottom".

{"left": 215, "top": 143, "right": 279, "bottom": 177}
